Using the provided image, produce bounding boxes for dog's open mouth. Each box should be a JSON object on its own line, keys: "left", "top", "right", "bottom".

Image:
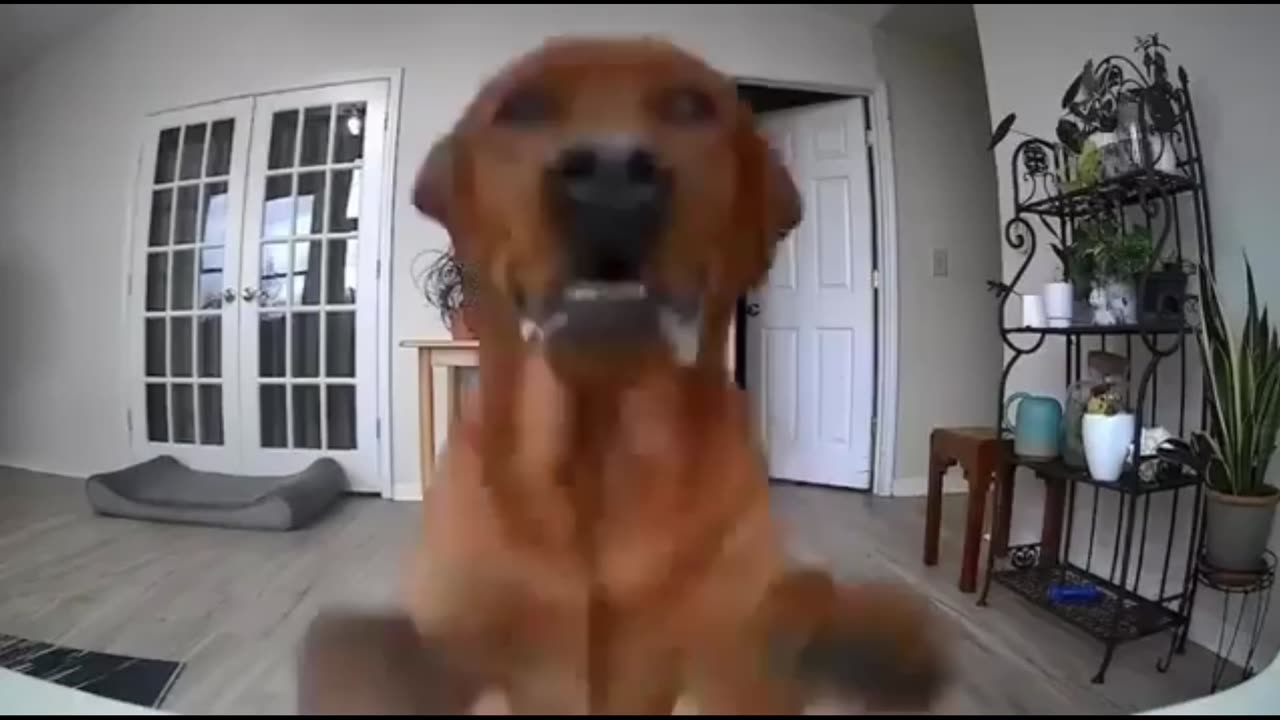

{"left": 518, "top": 281, "right": 702, "bottom": 365}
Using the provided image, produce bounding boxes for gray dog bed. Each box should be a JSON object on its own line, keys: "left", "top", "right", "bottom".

{"left": 86, "top": 456, "right": 348, "bottom": 531}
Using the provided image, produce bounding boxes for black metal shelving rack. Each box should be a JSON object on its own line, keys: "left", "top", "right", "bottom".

{"left": 976, "top": 45, "right": 1215, "bottom": 684}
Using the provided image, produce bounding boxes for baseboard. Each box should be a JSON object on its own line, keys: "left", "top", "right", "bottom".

{"left": 892, "top": 469, "right": 970, "bottom": 498}
{"left": 0, "top": 458, "right": 86, "bottom": 481}
{"left": 392, "top": 482, "right": 423, "bottom": 502}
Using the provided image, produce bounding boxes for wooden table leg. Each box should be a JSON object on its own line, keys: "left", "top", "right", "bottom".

{"left": 417, "top": 349, "right": 436, "bottom": 497}
{"left": 993, "top": 455, "right": 1015, "bottom": 559}
{"left": 960, "top": 468, "right": 989, "bottom": 593}
{"left": 924, "top": 447, "right": 946, "bottom": 566}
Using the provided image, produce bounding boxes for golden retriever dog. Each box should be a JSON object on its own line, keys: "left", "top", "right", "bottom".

{"left": 299, "top": 37, "right": 946, "bottom": 715}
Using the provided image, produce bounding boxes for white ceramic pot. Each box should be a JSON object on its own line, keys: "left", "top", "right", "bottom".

{"left": 1043, "top": 282, "right": 1074, "bottom": 325}
{"left": 1022, "top": 294, "right": 1045, "bottom": 327}
{"left": 1083, "top": 412, "right": 1135, "bottom": 482}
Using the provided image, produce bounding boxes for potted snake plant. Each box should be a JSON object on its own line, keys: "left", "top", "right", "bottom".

{"left": 1193, "top": 257, "right": 1280, "bottom": 571}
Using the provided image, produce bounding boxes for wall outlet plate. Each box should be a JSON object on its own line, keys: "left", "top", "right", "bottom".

{"left": 932, "top": 248, "right": 949, "bottom": 277}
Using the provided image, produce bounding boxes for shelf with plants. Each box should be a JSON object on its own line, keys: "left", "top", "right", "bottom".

{"left": 979, "top": 35, "right": 1215, "bottom": 685}
{"left": 1017, "top": 167, "right": 1198, "bottom": 219}
{"left": 1015, "top": 455, "right": 1200, "bottom": 496}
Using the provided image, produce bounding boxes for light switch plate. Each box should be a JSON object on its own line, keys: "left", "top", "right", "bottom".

{"left": 932, "top": 248, "right": 949, "bottom": 278}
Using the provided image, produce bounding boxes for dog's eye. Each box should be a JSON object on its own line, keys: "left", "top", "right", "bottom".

{"left": 658, "top": 87, "right": 717, "bottom": 125}
{"left": 494, "top": 88, "right": 555, "bottom": 128}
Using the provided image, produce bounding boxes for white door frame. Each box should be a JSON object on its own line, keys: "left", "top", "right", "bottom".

{"left": 120, "top": 68, "right": 404, "bottom": 497}
{"left": 735, "top": 76, "right": 900, "bottom": 497}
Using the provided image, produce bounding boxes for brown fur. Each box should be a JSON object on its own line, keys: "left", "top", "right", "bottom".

{"left": 299, "top": 37, "right": 946, "bottom": 714}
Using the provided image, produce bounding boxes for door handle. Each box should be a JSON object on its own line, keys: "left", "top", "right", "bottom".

{"left": 745, "top": 302, "right": 761, "bottom": 317}
{"left": 242, "top": 286, "right": 263, "bottom": 303}
{"left": 222, "top": 288, "right": 238, "bottom": 304}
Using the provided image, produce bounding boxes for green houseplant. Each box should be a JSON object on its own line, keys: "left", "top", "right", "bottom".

{"left": 1071, "top": 219, "right": 1155, "bottom": 325}
{"left": 1194, "top": 257, "right": 1280, "bottom": 570}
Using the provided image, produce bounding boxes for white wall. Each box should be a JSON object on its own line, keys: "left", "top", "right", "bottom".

{"left": 975, "top": 2, "right": 1280, "bottom": 669}
{"left": 0, "top": 4, "right": 886, "bottom": 499}
{"left": 872, "top": 29, "right": 1003, "bottom": 490}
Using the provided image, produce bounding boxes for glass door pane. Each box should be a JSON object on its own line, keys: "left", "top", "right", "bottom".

{"left": 131, "top": 99, "right": 251, "bottom": 470}
{"left": 238, "top": 81, "right": 387, "bottom": 492}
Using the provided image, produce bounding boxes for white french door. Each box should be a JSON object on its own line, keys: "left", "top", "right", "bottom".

{"left": 129, "top": 99, "right": 253, "bottom": 471}
{"left": 128, "top": 81, "right": 389, "bottom": 494}
{"left": 238, "top": 83, "right": 386, "bottom": 486}
{"left": 746, "top": 99, "right": 875, "bottom": 490}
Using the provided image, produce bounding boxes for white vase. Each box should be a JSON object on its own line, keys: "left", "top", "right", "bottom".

{"left": 1043, "top": 282, "right": 1074, "bottom": 326}
{"left": 1083, "top": 413, "right": 1135, "bottom": 482}
{"left": 1089, "top": 280, "right": 1137, "bottom": 325}
{"left": 1021, "top": 294, "right": 1045, "bottom": 328}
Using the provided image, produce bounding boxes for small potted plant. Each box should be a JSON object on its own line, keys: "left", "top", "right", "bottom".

{"left": 1082, "top": 387, "right": 1135, "bottom": 482}
{"left": 1045, "top": 239, "right": 1087, "bottom": 327}
{"left": 1057, "top": 138, "right": 1103, "bottom": 194}
{"left": 1072, "top": 219, "right": 1155, "bottom": 325}
{"left": 420, "top": 249, "right": 477, "bottom": 340}
{"left": 1192, "top": 258, "right": 1280, "bottom": 571}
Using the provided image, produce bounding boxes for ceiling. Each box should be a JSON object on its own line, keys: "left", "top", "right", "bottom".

{"left": 877, "top": 4, "right": 980, "bottom": 55}
{"left": 0, "top": 4, "right": 980, "bottom": 86}
{"left": 0, "top": 4, "right": 122, "bottom": 82}
{"left": 802, "top": 3, "right": 898, "bottom": 26}
{"left": 808, "top": 3, "right": 980, "bottom": 55}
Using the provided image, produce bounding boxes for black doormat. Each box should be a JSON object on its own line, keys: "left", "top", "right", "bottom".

{"left": 0, "top": 633, "right": 183, "bottom": 709}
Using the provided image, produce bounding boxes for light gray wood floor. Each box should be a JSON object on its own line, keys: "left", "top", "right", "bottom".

{"left": 0, "top": 466, "right": 1227, "bottom": 714}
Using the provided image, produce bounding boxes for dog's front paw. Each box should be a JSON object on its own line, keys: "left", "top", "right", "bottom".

{"left": 768, "top": 572, "right": 949, "bottom": 711}
{"left": 298, "top": 611, "right": 483, "bottom": 715}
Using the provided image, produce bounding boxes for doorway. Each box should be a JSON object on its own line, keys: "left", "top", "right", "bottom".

{"left": 126, "top": 80, "right": 391, "bottom": 494}
{"left": 735, "top": 83, "right": 878, "bottom": 491}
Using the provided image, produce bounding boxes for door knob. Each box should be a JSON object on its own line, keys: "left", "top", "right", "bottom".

{"left": 242, "top": 286, "right": 262, "bottom": 303}
{"left": 222, "top": 288, "right": 238, "bottom": 304}
{"left": 745, "top": 303, "right": 761, "bottom": 317}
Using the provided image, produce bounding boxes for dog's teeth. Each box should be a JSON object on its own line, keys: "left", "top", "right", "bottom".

{"left": 519, "top": 319, "right": 541, "bottom": 342}
{"left": 566, "top": 282, "right": 648, "bottom": 302}
{"left": 659, "top": 308, "right": 701, "bottom": 367}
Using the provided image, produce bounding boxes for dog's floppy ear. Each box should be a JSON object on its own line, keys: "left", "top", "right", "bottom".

{"left": 761, "top": 139, "right": 801, "bottom": 247}
{"left": 732, "top": 106, "right": 802, "bottom": 289}
{"left": 412, "top": 134, "right": 456, "bottom": 229}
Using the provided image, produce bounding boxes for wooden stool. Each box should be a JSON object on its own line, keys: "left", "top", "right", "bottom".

{"left": 923, "top": 427, "right": 1014, "bottom": 593}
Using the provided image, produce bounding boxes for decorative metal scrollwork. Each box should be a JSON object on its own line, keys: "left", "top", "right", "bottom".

{"left": 1024, "top": 144, "right": 1049, "bottom": 177}
{"left": 1010, "top": 545, "right": 1041, "bottom": 571}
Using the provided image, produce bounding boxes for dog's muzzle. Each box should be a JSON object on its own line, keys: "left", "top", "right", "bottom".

{"left": 522, "top": 139, "right": 699, "bottom": 363}
{"left": 549, "top": 139, "right": 670, "bottom": 283}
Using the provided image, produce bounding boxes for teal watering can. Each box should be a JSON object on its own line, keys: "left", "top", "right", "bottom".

{"left": 1004, "top": 392, "right": 1063, "bottom": 459}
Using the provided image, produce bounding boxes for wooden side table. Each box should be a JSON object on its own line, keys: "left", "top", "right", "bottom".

{"left": 400, "top": 339, "right": 479, "bottom": 496}
{"left": 401, "top": 329, "right": 736, "bottom": 498}
{"left": 923, "top": 427, "right": 1016, "bottom": 593}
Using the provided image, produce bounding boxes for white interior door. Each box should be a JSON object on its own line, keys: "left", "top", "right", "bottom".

{"left": 747, "top": 99, "right": 874, "bottom": 490}
{"left": 237, "top": 82, "right": 387, "bottom": 491}
{"left": 129, "top": 99, "right": 253, "bottom": 470}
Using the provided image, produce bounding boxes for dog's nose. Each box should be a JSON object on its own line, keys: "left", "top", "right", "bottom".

{"left": 551, "top": 142, "right": 669, "bottom": 281}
